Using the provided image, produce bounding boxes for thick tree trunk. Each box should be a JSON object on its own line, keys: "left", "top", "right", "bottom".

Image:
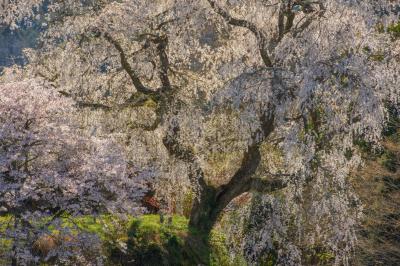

{"left": 188, "top": 145, "right": 261, "bottom": 233}
{"left": 188, "top": 144, "right": 286, "bottom": 235}
{"left": 163, "top": 111, "right": 285, "bottom": 236}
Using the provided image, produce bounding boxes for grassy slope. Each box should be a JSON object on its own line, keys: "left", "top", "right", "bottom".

{"left": 0, "top": 214, "right": 235, "bottom": 265}
{"left": 352, "top": 137, "right": 400, "bottom": 265}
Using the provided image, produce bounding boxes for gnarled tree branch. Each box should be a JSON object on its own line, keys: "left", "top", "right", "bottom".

{"left": 186, "top": 108, "right": 282, "bottom": 233}
{"left": 207, "top": 0, "right": 326, "bottom": 67}
{"left": 102, "top": 32, "right": 156, "bottom": 95}
{"left": 207, "top": 0, "right": 273, "bottom": 67}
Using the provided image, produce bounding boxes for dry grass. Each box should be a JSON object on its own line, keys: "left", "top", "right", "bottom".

{"left": 351, "top": 139, "right": 400, "bottom": 265}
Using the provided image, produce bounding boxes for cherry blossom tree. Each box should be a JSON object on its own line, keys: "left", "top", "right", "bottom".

{"left": 1, "top": 0, "right": 400, "bottom": 264}
{"left": 0, "top": 79, "right": 152, "bottom": 264}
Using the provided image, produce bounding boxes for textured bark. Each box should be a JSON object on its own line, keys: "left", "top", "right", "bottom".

{"left": 188, "top": 112, "right": 287, "bottom": 233}
{"left": 163, "top": 109, "right": 286, "bottom": 234}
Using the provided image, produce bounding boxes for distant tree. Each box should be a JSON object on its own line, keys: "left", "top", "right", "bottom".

{"left": 1, "top": 0, "right": 399, "bottom": 264}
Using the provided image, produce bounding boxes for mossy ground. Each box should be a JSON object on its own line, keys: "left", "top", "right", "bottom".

{"left": 121, "top": 214, "right": 238, "bottom": 265}
{"left": 0, "top": 214, "right": 236, "bottom": 265}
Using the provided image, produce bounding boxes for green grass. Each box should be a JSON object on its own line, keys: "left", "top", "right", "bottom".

{"left": 125, "top": 214, "right": 228, "bottom": 265}
{"left": 0, "top": 215, "right": 12, "bottom": 231}
{"left": 0, "top": 215, "right": 14, "bottom": 265}
{"left": 388, "top": 21, "right": 400, "bottom": 39}
{"left": 0, "top": 214, "right": 236, "bottom": 265}
{"left": 57, "top": 215, "right": 123, "bottom": 239}
{"left": 132, "top": 214, "right": 188, "bottom": 238}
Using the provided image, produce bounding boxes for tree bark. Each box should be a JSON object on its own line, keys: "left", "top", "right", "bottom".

{"left": 188, "top": 114, "right": 287, "bottom": 234}
{"left": 163, "top": 109, "right": 286, "bottom": 236}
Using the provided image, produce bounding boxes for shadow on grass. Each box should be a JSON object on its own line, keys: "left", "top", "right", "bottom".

{"left": 110, "top": 215, "right": 212, "bottom": 266}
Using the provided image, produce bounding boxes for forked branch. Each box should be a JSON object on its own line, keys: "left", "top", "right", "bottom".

{"left": 102, "top": 32, "right": 155, "bottom": 95}
{"left": 207, "top": 0, "right": 273, "bottom": 67}
{"left": 207, "top": 0, "right": 326, "bottom": 67}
